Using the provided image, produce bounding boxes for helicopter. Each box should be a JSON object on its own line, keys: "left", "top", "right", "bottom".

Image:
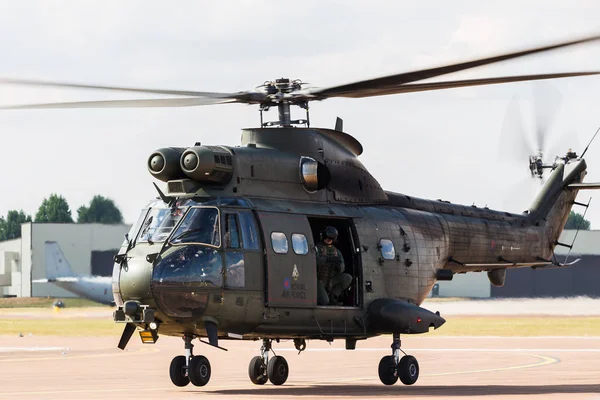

{"left": 3, "top": 34, "right": 600, "bottom": 388}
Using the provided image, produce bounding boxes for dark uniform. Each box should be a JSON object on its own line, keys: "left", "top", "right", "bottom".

{"left": 316, "top": 226, "right": 352, "bottom": 305}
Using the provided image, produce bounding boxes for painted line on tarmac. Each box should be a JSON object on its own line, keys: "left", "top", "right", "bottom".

{"left": 0, "top": 346, "right": 159, "bottom": 363}
{"left": 262, "top": 354, "right": 559, "bottom": 384}
{"left": 278, "top": 347, "right": 600, "bottom": 352}
{"left": 0, "top": 346, "right": 68, "bottom": 352}
{"left": 426, "top": 354, "right": 558, "bottom": 377}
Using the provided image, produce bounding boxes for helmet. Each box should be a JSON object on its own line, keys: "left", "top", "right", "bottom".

{"left": 322, "top": 226, "right": 338, "bottom": 241}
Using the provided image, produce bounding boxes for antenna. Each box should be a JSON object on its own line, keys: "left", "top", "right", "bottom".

{"left": 580, "top": 125, "right": 600, "bottom": 158}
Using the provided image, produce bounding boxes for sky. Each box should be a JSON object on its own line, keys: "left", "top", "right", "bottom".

{"left": 1, "top": 1, "right": 600, "bottom": 227}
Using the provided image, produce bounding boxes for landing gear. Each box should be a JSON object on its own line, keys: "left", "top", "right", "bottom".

{"left": 248, "top": 339, "right": 289, "bottom": 386}
{"left": 168, "top": 334, "right": 212, "bottom": 387}
{"left": 377, "top": 333, "right": 419, "bottom": 386}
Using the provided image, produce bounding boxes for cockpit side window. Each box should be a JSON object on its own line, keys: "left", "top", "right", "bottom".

{"left": 169, "top": 207, "right": 221, "bottom": 247}
{"left": 225, "top": 214, "right": 241, "bottom": 249}
{"left": 128, "top": 208, "right": 149, "bottom": 246}
{"left": 238, "top": 211, "right": 260, "bottom": 251}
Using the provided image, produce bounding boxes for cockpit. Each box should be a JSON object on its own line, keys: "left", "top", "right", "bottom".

{"left": 169, "top": 207, "right": 220, "bottom": 247}
{"left": 127, "top": 199, "right": 189, "bottom": 247}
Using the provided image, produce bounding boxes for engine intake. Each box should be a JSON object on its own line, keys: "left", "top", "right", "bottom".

{"left": 147, "top": 147, "right": 187, "bottom": 182}
{"left": 180, "top": 146, "right": 233, "bottom": 184}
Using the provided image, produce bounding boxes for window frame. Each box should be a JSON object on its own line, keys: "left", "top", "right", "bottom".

{"left": 270, "top": 231, "right": 289, "bottom": 254}
{"left": 379, "top": 238, "right": 396, "bottom": 260}
{"left": 167, "top": 206, "right": 222, "bottom": 248}
{"left": 291, "top": 233, "right": 309, "bottom": 255}
{"left": 224, "top": 213, "right": 242, "bottom": 249}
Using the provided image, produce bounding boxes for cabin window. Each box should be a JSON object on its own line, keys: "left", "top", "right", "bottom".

{"left": 225, "top": 214, "right": 241, "bottom": 249}
{"left": 379, "top": 239, "right": 396, "bottom": 260}
{"left": 271, "top": 232, "right": 289, "bottom": 254}
{"left": 291, "top": 233, "right": 308, "bottom": 255}
{"left": 239, "top": 211, "right": 260, "bottom": 250}
{"left": 225, "top": 252, "right": 245, "bottom": 288}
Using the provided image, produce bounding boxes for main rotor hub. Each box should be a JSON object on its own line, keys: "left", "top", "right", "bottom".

{"left": 259, "top": 78, "right": 310, "bottom": 128}
{"left": 262, "top": 78, "right": 303, "bottom": 97}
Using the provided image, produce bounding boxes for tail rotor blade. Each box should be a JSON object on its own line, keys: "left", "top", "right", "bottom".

{"left": 499, "top": 96, "right": 533, "bottom": 163}
{"left": 532, "top": 82, "right": 563, "bottom": 157}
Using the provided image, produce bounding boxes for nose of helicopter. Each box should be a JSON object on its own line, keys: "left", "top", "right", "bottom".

{"left": 113, "top": 254, "right": 155, "bottom": 305}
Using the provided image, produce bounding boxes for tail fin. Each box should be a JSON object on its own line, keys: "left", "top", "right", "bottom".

{"left": 45, "top": 241, "right": 78, "bottom": 280}
{"left": 527, "top": 158, "right": 587, "bottom": 259}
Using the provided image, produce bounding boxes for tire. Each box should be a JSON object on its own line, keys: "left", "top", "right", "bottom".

{"left": 398, "top": 355, "right": 419, "bottom": 385}
{"left": 248, "top": 356, "right": 268, "bottom": 385}
{"left": 188, "top": 355, "right": 211, "bottom": 387}
{"left": 169, "top": 355, "right": 190, "bottom": 387}
{"left": 267, "top": 355, "right": 289, "bottom": 385}
{"left": 378, "top": 355, "right": 398, "bottom": 385}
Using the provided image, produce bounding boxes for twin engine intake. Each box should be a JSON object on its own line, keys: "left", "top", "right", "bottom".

{"left": 147, "top": 146, "right": 233, "bottom": 184}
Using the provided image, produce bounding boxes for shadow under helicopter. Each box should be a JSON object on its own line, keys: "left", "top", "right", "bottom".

{"left": 204, "top": 384, "right": 600, "bottom": 397}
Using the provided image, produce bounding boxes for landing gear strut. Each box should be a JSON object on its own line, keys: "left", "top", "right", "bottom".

{"left": 248, "top": 339, "right": 289, "bottom": 385}
{"left": 377, "top": 333, "right": 419, "bottom": 385}
{"left": 169, "top": 334, "right": 212, "bottom": 387}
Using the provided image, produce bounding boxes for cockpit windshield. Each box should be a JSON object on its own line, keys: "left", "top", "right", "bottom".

{"left": 169, "top": 207, "right": 221, "bottom": 247}
{"left": 137, "top": 202, "right": 188, "bottom": 244}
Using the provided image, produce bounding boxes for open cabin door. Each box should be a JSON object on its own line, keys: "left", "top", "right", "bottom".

{"left": 257, "top": 212, "right": 317, "bottom": 308}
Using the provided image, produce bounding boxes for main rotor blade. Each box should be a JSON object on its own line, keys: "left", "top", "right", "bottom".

{"left": 0, "top": 77, "right": 241, "bottom": 99}
{"left": 324, "top": 71, "right": 600, "bottom": 98}
{"left": 308, "top": 34, "right": 600, "bottom": 99}
{"left": 0, "top": 97, "right": 238, "bottom": 109}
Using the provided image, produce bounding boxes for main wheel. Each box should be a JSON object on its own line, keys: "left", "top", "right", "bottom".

{"left": 398, "top": 355, "right": 419, "bottom": 385}
{"left": 267, "top": 355, "right": 289, "bottom": 385}
{"left": 169, "top": 355, "right": 190, "bottom": 387}
{"left": 378, "top": 355, "right": 398, "bottom": 385}
{"left": 188, "top": 355, "right": 211, "bottom": 386}
{"left": 248, "top": 356, "right": 268, "bottom": 385}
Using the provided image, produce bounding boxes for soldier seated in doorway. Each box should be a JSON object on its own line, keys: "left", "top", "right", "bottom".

{"left": 316, "top": 226, "right": 352, "bottom": 306}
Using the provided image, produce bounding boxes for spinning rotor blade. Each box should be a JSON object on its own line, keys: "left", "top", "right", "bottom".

{"left": 0, "top": 77, "right": 243, "bottom": 99}
{"left": 499, "top": 96, "right": 534, "bottom": 163}
{"left": 343, "top": 72, "right": 600, "bottom": 98}
{"left": 308, "top": 34, "right": 600, "bottom": 99}
{"left": 533, "top": 82, "right": 562, "bottom": 154}
{"left": 0, "top": 97, "right": 237, "bottom": 110}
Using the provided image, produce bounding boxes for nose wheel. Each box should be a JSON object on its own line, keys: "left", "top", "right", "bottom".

{"left": 169, "top": 334, "right": 212, "bottom": 387}
{"left": 377, "top": 333, "right": 419, "bottom": 385}
{"left": 248, "top": 339, "right": 289, "bottom": 385}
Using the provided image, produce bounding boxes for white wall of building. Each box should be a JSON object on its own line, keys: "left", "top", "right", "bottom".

{"left": 0, "top": 223, "right": 129, "bottom": 298}
{"left": 436, "top": 272, "right": 490, "bottom": 298}
{"left": 31, "top": 223, "right": 129, "bottom": 298}
{"left": 0, "top": 238, "right": 23, "bottom": 297}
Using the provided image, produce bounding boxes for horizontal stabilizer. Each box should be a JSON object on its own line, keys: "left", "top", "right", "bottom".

{"left": 568, "top": 182, "right": 600, "bottom": 190}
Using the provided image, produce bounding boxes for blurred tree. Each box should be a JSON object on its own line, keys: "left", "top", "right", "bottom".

{"left": 0, "top": 210, "right": 32, "bottom": 240}
{"left": 77, "top": 195, "right": 124, "bottom": 224}
{"left": 35, "top": 194, "right": 74, "bottom": 223}
{"left": 564, "top": 211, "right": 591, "bottom": 230}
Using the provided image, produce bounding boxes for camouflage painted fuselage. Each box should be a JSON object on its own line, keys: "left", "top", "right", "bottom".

{"left": 113, "top": 127, "right": 585, "bottom": 341}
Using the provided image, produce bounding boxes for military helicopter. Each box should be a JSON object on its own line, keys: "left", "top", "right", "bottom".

{"left": 3, "top": 34, "right": 600, "bottom": 388}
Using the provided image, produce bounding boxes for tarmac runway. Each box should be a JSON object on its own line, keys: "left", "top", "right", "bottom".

{"left": 1, "top": 334, "right": 599, "bottom": 400}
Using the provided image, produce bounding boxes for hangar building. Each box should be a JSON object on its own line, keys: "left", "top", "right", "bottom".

{"left": 0, "top": 222, "right": 130, "bottom": 298}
